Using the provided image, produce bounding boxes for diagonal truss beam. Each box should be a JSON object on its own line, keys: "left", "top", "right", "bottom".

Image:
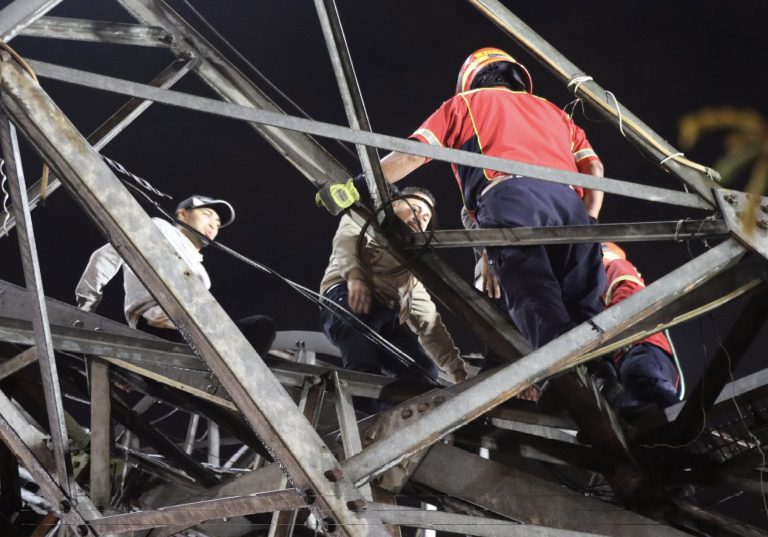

{"left": 20, "top": 16, "right": 173, "bottom": 47}
{"left": 314, "top": 0, "right": 391, "bottom": 211}
{"left": 575, "top": 255, "right": 766, "bottom": 364}
{"left": 659, "top": 286, "right": 768, "bottom": 445}
{"left": 341, "top": 238, "right": 745, "bottom": 486}
{"left": 28, "top": 59, "right": 711, "bottom": 211}
{"left": 145, "top": 463, "right": 285, "bottom": 537}
{"left": 412, "top": 442, "right": 689, "bottom": 536}
{"left": 468, "top": 0, "right": 719, "bottom": 206}
{"left": 116, "top": 0, "right": 349, "bottom": 186}
{"left": 0, "top": 55, "right": 387, "bottom": 537}
{"left": 0, "top": 0, "right": 62, "bottom": 41}
{"left": 89, "top": 490, "right": 304, "bottom": 535}
{"left": 0, "top": 391, "right": 98, "bottom": 536}
{"left": 0, "top": 346, "right": 37, "bottom": 381}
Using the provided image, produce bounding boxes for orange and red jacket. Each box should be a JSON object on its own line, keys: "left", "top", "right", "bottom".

{"left": 603, "top": 258, "right": 674, "bottom": 358}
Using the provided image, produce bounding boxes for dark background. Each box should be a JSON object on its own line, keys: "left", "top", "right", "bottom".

{"left": 1, "top": 0, "right": 767, "bottom": 387}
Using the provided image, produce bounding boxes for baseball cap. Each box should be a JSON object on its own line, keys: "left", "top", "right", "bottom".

{"left": 175, "top": 195, "right": 235, "bottom": 228}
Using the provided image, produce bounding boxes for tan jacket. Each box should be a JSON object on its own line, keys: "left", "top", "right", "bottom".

{"left": 320, "top": 215, "right": 465, "bottom": 377}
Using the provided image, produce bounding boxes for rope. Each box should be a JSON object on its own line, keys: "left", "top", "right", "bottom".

{"left": 561, "top": 68, "right": 703, "bottom": 175}
{"left": 0, "top": 158, "right": 9, "bottom": 237}
{"left": 566, "top": 75, "right": 593, "bottom": 94}
{"left": 603, "top": 91, "right": 626, "bottom": 138}
{"left": 660, "top": 152, "right": 684, "bottom": 169}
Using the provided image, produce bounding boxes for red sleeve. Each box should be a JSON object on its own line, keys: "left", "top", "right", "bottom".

{"left": 604, "top": 259, "right": 645, "bottom": 308}
{"left": 605, "top": 258, "right": 674, "bottom": 357}
{"left": 569, "top": 121, "right": 601, "bottom": 173}
{"left": 410, "top": 96, "right": 471, "bottom": 161}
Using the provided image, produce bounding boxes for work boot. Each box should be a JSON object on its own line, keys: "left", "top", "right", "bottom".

{"left": 587, "top": 357, "right": 623, "bottom": 409}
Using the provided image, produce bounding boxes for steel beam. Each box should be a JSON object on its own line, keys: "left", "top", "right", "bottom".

{"left": 668, "top": 499, "right": 768, "bottom": 537}
{"left": 0, "top": 388, "right": 117, "bottom": 537}
{"left": 0, "top": 0, "right": 62, "bottom": 41}
{"left": 0, "top": 278, "right": 158, "bottom": 337}
{"left": 1, "top": 377, "right": 91, "bottom": 456}
{"left": 90, "top": 490, "right": 304, "bottom": 535}
{"left": 20, "top": 16, "right": 173, "bottom": 47}
{"left": 468, "top": 0, "right": 719, "bottom": 206}
{"left": 314, "top": 0, "right": 391, "bottom": 211}
{"left": 54, "top": 358, "right": 220, "bottom": 488}
{"left": 412, "top": 443, "right": 688, "bottom": 536}
{"left": 341, "top": 239, "right": 745, "bottom": 486}
{"left": 456, "top": 425, "right": 609, "bottom": 473}
{"left": 146, "top": 463, "right": 284, "bottom": 537}
{"left": 0, "top": 313, "right": 427, "bottom": 407}
{"left": 373, "top": 503, "right": 605, "bottom": 537}
{"left": 89, "top": 357, "right": 112, "bottom": 509}
{"left": 333, "top": 371, "right": 366, "bottom": 460}
{"left": 0, "top": 394, "right": 97, "bottom": 537}
{"left": 28, "top": 59, "right": 711, "bottom": 211}
{"left": 0, "top": 115, "right": 73, "bottom": 495}
{"left": 0, "top": 389, "right": 53, "bottom": 470}
{"left": 658, "top": 286, "right": 768, "bottom": 445}
{"left": 575, "top": 254, "right": 766, "bottom": 364}
{"left": 332, "top": 371, "right": 372, "bottom": 501}
{"left": 0, "top": 314, "right": 233, "bottom": 406}
{"left": 0, "top": 56, "right": 386, "bottom": 537}
{"left": 0, "top": 59, "right": 191, "bottom": 234}
{"left": 116, "top": 0, "right": 348, "bottom": 186}
{"left": 0, "top": 346, "right": 37, "bottom": 381}
{"left": 716, "top": 189, "right": 768, "bottom": 262}
{"left": 411, "top": 219, "right": 729, "bottom": 249}
{"left": 266, "top": 377, "right": 326, "bottom": 537}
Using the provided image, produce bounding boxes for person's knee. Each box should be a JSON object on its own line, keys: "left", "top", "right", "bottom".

{"left": 236, "top": 315, "right": 276, "bottom": 355}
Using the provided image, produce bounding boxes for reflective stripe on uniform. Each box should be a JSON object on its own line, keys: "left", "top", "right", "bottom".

{"left": 573, "top": 148, "right": 597, "bottom": 162}
{"left": 604, "top": 274, "right": 644, "bottom": 305}
{"left": 413, "top": 128, "right": 442, "bottom": 147}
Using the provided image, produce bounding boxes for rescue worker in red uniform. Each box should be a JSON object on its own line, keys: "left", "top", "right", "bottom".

{"left": 379, "top": 47, "right": 607, "bottom": 354}
{"left": 601, "top": 242, "right": 680, "bottom": 409}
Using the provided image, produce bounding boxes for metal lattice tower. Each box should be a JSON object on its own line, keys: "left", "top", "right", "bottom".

{"left": 0, "top": 1, "right": 767, "bottom": 536}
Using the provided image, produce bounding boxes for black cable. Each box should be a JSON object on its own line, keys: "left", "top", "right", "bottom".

{"left": 118, "top": 177, "right": 441, "bottom": 386}
{"left": 355, "top": 193, "right": 437, "bottom": 277}
{"left": 181, "top": 217, "right": 441, "bottom": 386}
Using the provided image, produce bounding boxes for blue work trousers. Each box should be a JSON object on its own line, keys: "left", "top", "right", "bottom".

{"left": 476, "top": 178, "right": 605, "bottom": 349}
{"left": 619, "top": 343, "right": 680, "bottom": 408}
{"left": 320, "top": 284, "right": 438, "bottom": 383}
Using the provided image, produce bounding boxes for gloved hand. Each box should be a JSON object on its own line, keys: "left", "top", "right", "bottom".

{"left": 316, "top": 173, "right": 400, "bottom": 215}
{"left": 315, "top": 177, "right": 361, "bottom": 215}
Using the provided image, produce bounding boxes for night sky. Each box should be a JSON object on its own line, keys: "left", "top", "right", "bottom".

{"left": 1, "top": 0, "right": 768, "bottom": 386}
